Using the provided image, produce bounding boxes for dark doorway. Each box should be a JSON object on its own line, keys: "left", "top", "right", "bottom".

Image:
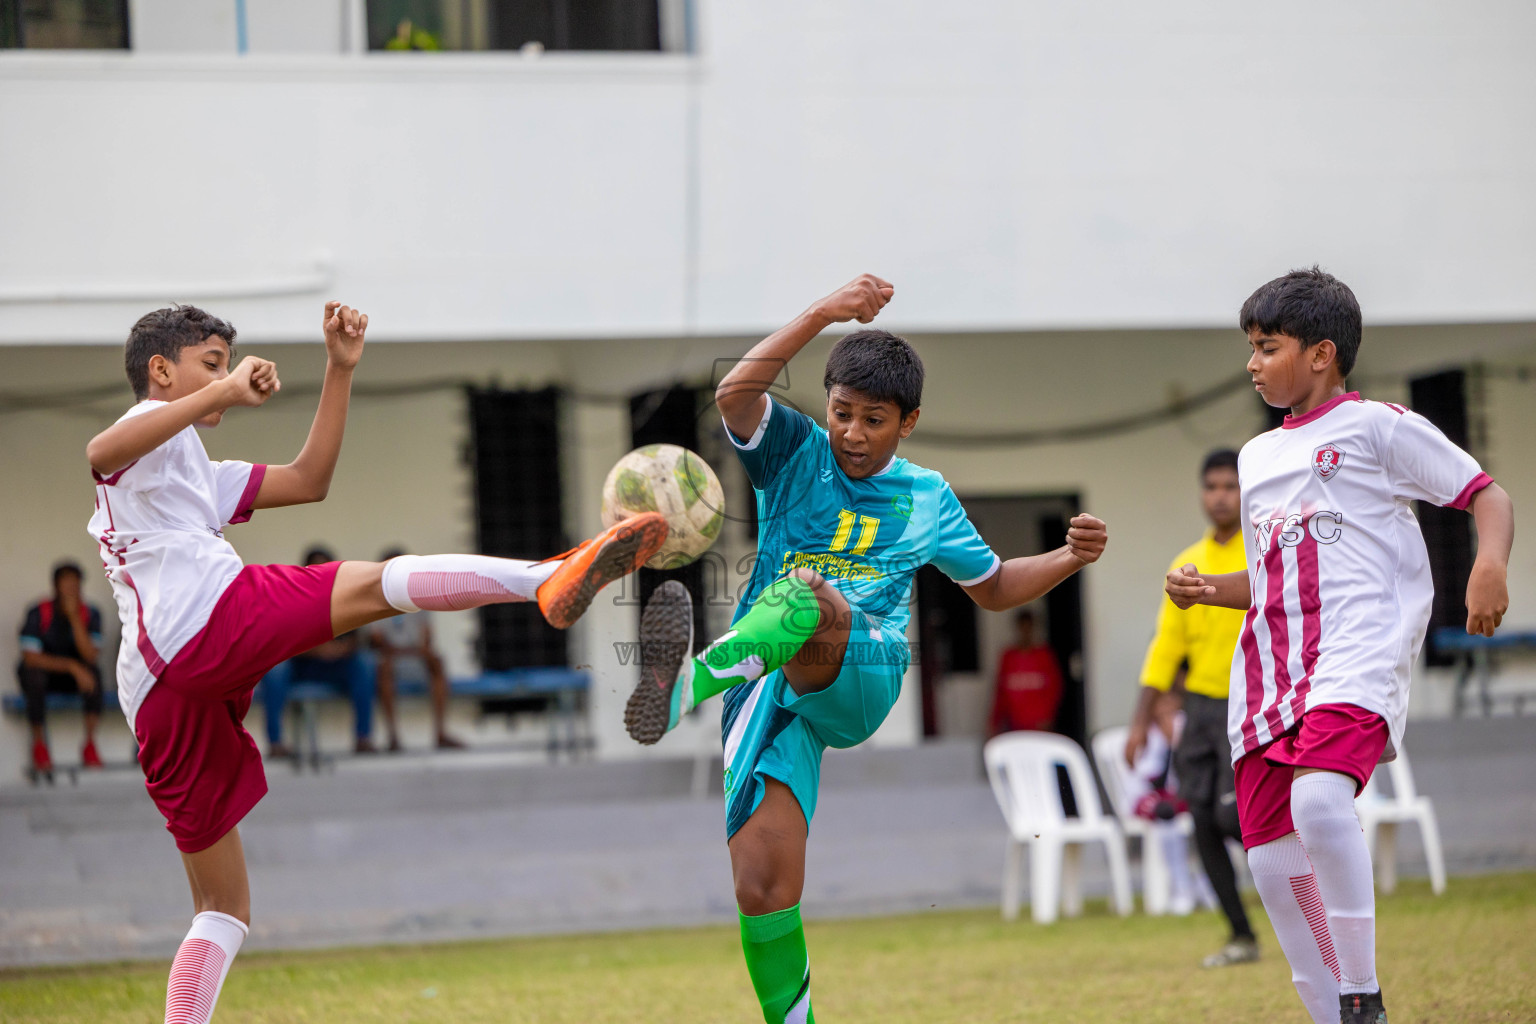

{"left": 1410, "top": 369, "right": 1475, "bottom": 667}
{"left": 915, "top": 493, "right": 1088, "bottom": 747}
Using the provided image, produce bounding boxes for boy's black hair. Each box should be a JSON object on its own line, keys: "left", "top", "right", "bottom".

{"left": 1201, "top": 449, "right": 1239, "bottom": 477}
{"left": 1239, "top": 266, "right": 1361, "bottom": 377}
{"left": 51, "top": 560, "right": 83, "bottom": 589}
{"left": 823, "top": 329, "right": 924, "bottom": 417}
{"left": 125, "top": 305, "right": 237, "bottom": 400}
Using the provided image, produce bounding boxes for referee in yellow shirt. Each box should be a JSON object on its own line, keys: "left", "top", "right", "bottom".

{"left": 1126, "top": 449, "right": 1259, "bottom": 967}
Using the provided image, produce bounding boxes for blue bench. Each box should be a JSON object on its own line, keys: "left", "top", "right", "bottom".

{"left": 1432, "top": 627, "right": 1536, "bottom": 717}
{"left": 3, "top": 690, "right": 121, "bottom": 716}
{"left": 271, "top": 667, "right": 591, "bottom": 771}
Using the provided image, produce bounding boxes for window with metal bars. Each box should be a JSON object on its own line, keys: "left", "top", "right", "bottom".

{"left": 468, "top": 386, "right": 568, "bottom": 670}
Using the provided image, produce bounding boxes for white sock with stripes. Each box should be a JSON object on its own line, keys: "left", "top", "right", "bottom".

{"left": 380, "top": 554, "right": 558, "bottom": 613}
{"left": 1293, "top": 770, "right": 1379, "bottom": 996}
{"left": 165, "top": 911, "right": 247, "bottom": 1024}
{"left": 1248, "top": 833, "right": 1340, "bottom": 1024}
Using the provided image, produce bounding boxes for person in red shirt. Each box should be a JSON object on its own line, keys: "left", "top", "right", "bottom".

{"left": 988, "top": 609, "right": 1064, "bottom": 735}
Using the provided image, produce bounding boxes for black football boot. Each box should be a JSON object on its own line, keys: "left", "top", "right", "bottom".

{"left": 1340, "top": 990, "right": 1387, "bottom": 1024}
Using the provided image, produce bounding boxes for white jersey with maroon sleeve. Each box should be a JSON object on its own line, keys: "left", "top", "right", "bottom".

{"left": 85, "top": 401, "right": 267, "bottom": 729}
{"left": 1228, "top": 392, "right": 1491, "bottom": 766}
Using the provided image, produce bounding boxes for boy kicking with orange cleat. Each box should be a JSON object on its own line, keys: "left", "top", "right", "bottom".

{"left": 86, "top": 301, "right": 665, "bottom": 1023}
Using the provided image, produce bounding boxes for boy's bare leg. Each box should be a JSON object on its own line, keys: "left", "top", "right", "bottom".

{"left": 166, "top": 828, "right": 251, "bottom": 1024}
{"left": 780, "top": 568, "right": 852, "bottom": 697}
{"left": 331, "top": 561, "right": 396, "bottom": 634}
{"left": 730, "top": 779, "right": 807, "bottom": 914}
{"left": 181, "top": 828, "right": 251, "bottom": 923}
{"left": 730, "top": 780, "right": 816, "bottom": 1023}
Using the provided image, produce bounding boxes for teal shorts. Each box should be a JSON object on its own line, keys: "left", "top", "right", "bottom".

{"left": 720, "top": 607, "right": 909, "bottom": 838}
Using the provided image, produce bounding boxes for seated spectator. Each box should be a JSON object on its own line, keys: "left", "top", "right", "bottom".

{"left": 18, "top": 561, "right": 105, "bottom": 771}
{"left": 987, "top": 608, "right": 1064, "bottom": 736}
{"left": 260, "top": 547, "right": 376, "bottom": 756}
{"left": 370, "top": 548, "right": 465, "bottom": 752}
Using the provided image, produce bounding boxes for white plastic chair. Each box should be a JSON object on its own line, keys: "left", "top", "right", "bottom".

{"left": 984, "top": 731, "right": 1134, "bottom": 924}
{"left": 1092, "top": 726, "right": 1194, "bottom": 915}
{"left": 1355, "top": 748, "right": 1446, "bottom": 895}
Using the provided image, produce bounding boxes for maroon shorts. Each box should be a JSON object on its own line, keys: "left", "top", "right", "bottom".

{"left": 134, "top": 562, "right": 340, "bottom": 853}
{"left": 1234, "top": 703, "right": 1389, "bottom": 850}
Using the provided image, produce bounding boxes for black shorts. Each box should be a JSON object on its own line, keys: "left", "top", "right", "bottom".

{"left": 1173, "top": 691, "right": 1236, "bottom": 809}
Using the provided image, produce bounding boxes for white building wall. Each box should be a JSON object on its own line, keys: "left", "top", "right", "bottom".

{"left": 1, "top": 0, "right": 1533, "bottom": 346}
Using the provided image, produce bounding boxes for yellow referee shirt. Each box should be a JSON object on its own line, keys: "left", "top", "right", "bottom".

{"left": 1139, "top": 530, "right": 1248, "bottom": 699}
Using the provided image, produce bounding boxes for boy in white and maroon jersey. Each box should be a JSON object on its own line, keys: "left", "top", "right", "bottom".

{"left": 1166, "top": 267, "right": 1514, "bottom": 1024}
{"left": 87, "top": 303, "right": 668, "bottom": 1024}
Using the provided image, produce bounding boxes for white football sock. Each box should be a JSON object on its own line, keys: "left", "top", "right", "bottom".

{"left": 165, "top": 911, "right": 247, "bottom": 1024}
{"left": 380, "top": 554, "right": 559, "bottom": 613}
{"left": 1248, "top": 834, "right": 1340, "bottom": 1024}
{"left": 1293, "top": 770, "right": 1379, "bottom": 995}
{"left": 1153, "top": 820, "right": 1196, "bottom": 912}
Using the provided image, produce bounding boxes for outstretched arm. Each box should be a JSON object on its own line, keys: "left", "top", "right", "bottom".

{"left": 85, "top": 359, "right": 278, "bottom": 476}
{"left": 964, "top": 514, "right": 1107, "bottom": 612}
{"left": 1465, "top": 482, "right": 1513, "bottom": 636}
{"left": 253, "top": 302, "right": 368, "bottom": 509}
{"left": 1165, "top": 565, "right": 1252, "bottom": 611}
{"left": 715, "top": 275, "right": 893, "bottom": 440}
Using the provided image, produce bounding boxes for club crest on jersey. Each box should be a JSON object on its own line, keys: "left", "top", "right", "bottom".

{"left": 1312, "top": 443, "right": 1345, "bottom": 481}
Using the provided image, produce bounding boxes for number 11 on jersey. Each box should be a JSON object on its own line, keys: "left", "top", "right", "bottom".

{"left": 830, "top": 508, "right": 879, "bottom": 557}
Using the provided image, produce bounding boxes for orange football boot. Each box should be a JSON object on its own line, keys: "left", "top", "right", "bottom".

{"left": 536, "top": 512, "right": 670, "bottom": 629}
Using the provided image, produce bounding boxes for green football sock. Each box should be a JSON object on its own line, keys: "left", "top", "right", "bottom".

{"left": 739, "top": 904, "right": 815, "bottom": 1024}
{"left": 687, "top": 576, "right": 820, "bottom": 705}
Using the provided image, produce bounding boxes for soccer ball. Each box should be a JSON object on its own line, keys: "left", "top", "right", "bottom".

{"left": 601, "top": 444, "right": 725, "bottom": 569}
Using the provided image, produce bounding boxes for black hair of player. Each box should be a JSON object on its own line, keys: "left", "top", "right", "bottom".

{"left": 51, "top": 560, "right": 83, "bottom": 589}
{"left": 125, "top": 305, "right": 238, "bottom": 400}
{"left": 1239, "top": 266, "right": 1361, "bottom": 377}
{"left": 379, "top": 547, "right": 408, "bottom": 562}
{"left": 822, "top": 329, "right": 924, "bottom": 417}
{"left": 1201, "top": 449, "right": 1239, "bottom": 477}
{"left": 303, "top": 546, "right": 336, "bottom": 566}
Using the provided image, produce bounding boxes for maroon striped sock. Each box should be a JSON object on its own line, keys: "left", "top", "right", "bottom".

{"left": 165, "top": 912, "right": 246, "bottom": 1024}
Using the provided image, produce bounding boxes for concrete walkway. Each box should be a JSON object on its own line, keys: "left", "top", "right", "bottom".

{"left": 3, "top": 720, "right": 1533, "bottom": 967}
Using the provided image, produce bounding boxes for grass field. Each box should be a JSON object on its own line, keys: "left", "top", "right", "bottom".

{"left": 4, "top": 873, "right": 1534, "bottom": 1023}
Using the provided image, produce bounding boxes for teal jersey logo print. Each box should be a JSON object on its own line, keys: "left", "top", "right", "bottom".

{"left": 889, "top": 493, "right": 913, "bottom": 520}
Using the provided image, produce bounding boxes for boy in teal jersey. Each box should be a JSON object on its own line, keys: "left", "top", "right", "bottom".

{"left": 625, "top": 275, "right": 1110, "bottom": 1023}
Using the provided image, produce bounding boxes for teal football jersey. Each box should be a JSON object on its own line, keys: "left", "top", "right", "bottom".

{"left": 728, "top": 397, "right": 999, "bottom": 638}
